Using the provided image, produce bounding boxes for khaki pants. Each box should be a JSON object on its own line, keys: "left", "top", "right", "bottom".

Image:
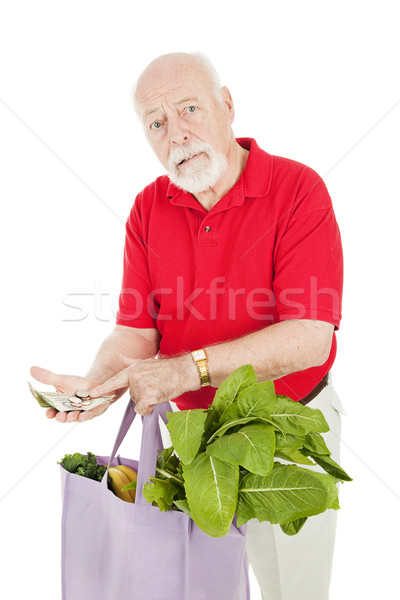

{"left": 161, "top": 373, "right": 345, "bottom": 600}
{"left": 245, "top": 373, "right": 344, "bottom": 600}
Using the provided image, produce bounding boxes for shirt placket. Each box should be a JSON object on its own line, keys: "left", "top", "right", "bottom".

{"left": 197, "top": 214, "right": 218, "bottom": 246}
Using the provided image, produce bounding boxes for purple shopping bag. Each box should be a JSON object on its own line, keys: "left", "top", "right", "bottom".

{"left": 60, "top": 398, "right": 250, "bottom": 600}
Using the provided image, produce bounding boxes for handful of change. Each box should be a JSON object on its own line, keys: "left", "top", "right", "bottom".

{"left": 28, "top": 382, "right": 114, "bottom": 412}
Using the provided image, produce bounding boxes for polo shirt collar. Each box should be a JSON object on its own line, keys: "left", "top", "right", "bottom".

{"left": 167, "top": 138, "right": 272, "bottom": 211}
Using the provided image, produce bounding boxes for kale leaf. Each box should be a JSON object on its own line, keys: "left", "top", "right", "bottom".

{"left": 59, "top": 452, "right": 107, "bottom": 482}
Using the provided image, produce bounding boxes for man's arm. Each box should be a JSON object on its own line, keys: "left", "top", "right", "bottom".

{"left": 85, "top": 325, "right": 160, "bottom": 382}
{"left": 30, "top": 324, "right": 160, "bottom": 423}
{"left": 204, "top": 319, "right": 334, "bottom": 387}
{"left": 91, "top": 319, "right": 334, "bottom": 416}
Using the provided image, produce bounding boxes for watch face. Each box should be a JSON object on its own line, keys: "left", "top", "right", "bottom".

{"left": 192, "top": 349, "right": 206, "bottom": 362}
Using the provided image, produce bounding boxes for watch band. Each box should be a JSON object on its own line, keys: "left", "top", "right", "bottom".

{"left": 191, "top": 349, "right": 211, "bottom": 387}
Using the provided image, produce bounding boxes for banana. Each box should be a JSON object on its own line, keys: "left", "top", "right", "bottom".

{"left": 108, "top": 467, "right": 134, "bottom": 503}
{"left": 114, "top": 465, "right": 137, "bottom": 502}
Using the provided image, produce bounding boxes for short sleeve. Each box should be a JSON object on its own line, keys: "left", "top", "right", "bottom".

{"left": 116, "top": 194, "right": 158, "bottom": 329}
{"left": 273, "top": 172, "right": 343, "bottom": 330}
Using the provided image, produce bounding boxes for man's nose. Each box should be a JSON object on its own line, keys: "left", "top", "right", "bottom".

{"left": 168, "top": 116, "right": 190, "bottom": 146}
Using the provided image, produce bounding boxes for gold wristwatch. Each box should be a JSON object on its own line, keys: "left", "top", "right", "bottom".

{"left": 191, "top": 349, "right": 211, "bottom": 387}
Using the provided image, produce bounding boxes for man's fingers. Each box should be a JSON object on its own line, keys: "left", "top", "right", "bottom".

{"left": 30, "top": 366, "right": 60, "bottom": 386}
{"left": 134, "top": 402, "right": 154, "bottom": 416}
{"left": 47, "top": 401, "right": 111, "bottom": 424}
{"left": 66, "top": 411, "right": 81, "bottom": 423}
{"left": 120, "top": 354, "right": 139, "bottom": 367}
{"left": 78, "top": 401, "right": 110, "bottom": 422}
{"left": 55, "top": 411, "right": 68, "bottom": 423}
{"left": 89, "top": 372, "right": 129, "bottom": 398}
{"left": 56, "top": 410, "right": 82, "bottom": 423}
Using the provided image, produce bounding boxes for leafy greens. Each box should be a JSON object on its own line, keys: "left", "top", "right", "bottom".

{"left": 142, "top": 365, "right": 351, "bottom": 538}
{"left": 59, "top": 452, "right": 107, "bottom": 482}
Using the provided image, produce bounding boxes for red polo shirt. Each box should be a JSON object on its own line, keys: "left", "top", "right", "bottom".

{"left": 116, "top": 138, "right": 343, "bottom": 409}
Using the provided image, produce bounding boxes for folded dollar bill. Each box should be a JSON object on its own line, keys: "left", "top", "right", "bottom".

{"left": 28, "top": 382, "right": 114, "bottom": 412}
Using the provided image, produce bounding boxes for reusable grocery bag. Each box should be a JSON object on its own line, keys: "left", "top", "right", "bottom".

{"left": 60, "top": 398, "right": 250, "bottom": 600}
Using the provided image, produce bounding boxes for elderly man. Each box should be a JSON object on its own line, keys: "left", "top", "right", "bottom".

{"left": 31, "top": 52, "right": 344, "bottom": 599}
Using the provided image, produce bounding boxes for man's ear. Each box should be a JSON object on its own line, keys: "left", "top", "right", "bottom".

{"left": 220, "top": 86, "right": 235, "bottom": 123}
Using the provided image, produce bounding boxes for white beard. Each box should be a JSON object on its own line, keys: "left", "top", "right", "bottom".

{"left": 167, "top": 141, "right": 228, "bottom": 194}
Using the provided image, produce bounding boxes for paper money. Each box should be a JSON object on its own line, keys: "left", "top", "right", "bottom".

{"left": 28, "top": 382, "right": 114, "bottom": 412}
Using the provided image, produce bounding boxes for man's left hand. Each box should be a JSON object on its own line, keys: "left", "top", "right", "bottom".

{"left": 89, "top": 354, "right": 199, "bottom": 415}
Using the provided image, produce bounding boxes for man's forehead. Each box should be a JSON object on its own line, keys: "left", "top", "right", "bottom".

{"left": 136, "top": 62, "right": 214, "bottom": 116}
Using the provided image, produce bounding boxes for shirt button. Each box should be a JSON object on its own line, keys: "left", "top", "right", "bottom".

{"left": 204, "top": 226, "right": 211, "bottom": 232}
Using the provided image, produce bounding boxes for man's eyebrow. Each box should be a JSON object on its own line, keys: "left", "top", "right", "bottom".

{"left": 144, "top": 107, "right": 159, "bottom": 118}
{"left": 144, "top": 97, "right": 199, "bottom": 119}
{"left": 173, "top": 97, "right": 199, "bottom": 106}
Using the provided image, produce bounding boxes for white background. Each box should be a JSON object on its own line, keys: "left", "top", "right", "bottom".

{"left": 1, "top": 1, "right": 399, "bottom": 598}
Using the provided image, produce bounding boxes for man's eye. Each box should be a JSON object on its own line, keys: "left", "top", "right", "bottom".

{"left": 186, "top": 106, "right": 197, "bottom": 113}
{"left": 150, "top": 121, "right": 162, "bottom": 130}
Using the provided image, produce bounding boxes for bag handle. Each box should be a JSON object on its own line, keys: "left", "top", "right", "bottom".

{"left": 135, "top": 402, "right": 168, "bottom": 504}
{"left": 101, "top": 398, "right": 171, "bottom": 505}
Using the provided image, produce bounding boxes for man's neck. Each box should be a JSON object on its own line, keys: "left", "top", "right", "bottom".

{"left": 192, "top": 142, "right": 249, "bottom": 212}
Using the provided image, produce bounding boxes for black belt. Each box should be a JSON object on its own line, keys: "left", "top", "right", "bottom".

{"left": 298, "top": 372, "right": 330, "bottom": 405}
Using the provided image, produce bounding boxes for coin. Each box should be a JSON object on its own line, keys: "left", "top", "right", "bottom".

{"left": 70, "top": 400, "right": 83, "bottom": 408}
{"left": 75, "top": 390, "right": 90, "bottom": 399}
{"left": 81, "top": 400, "right": 92, "bottom": 406}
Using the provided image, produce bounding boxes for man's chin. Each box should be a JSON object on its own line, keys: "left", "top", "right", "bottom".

{"left": 168, "top": 175, "right": 209, "bottom": 195}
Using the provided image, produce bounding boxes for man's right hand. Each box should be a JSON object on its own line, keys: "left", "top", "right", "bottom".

{"left": 30, "top": 366, "right": 125, "bottom": 423}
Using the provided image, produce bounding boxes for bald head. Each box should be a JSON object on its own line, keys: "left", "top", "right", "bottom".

{"left": 133, "top": 52, "right": 223, "bottom": 117}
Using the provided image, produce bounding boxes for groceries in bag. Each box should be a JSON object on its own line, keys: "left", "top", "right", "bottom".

{"left": 59, "top": 452, "right": 137, "bottom": 502}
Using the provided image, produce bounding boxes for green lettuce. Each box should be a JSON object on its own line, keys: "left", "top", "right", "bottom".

{"left": 143, "top": 365, "right": 352, "bottom": 538}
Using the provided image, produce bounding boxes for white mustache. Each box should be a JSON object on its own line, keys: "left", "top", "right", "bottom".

{"left": 166, "top": 140, "right": 228, "bottom": 194}
{"left": 169, "top": 142, "right": 210, "bottom": 167}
